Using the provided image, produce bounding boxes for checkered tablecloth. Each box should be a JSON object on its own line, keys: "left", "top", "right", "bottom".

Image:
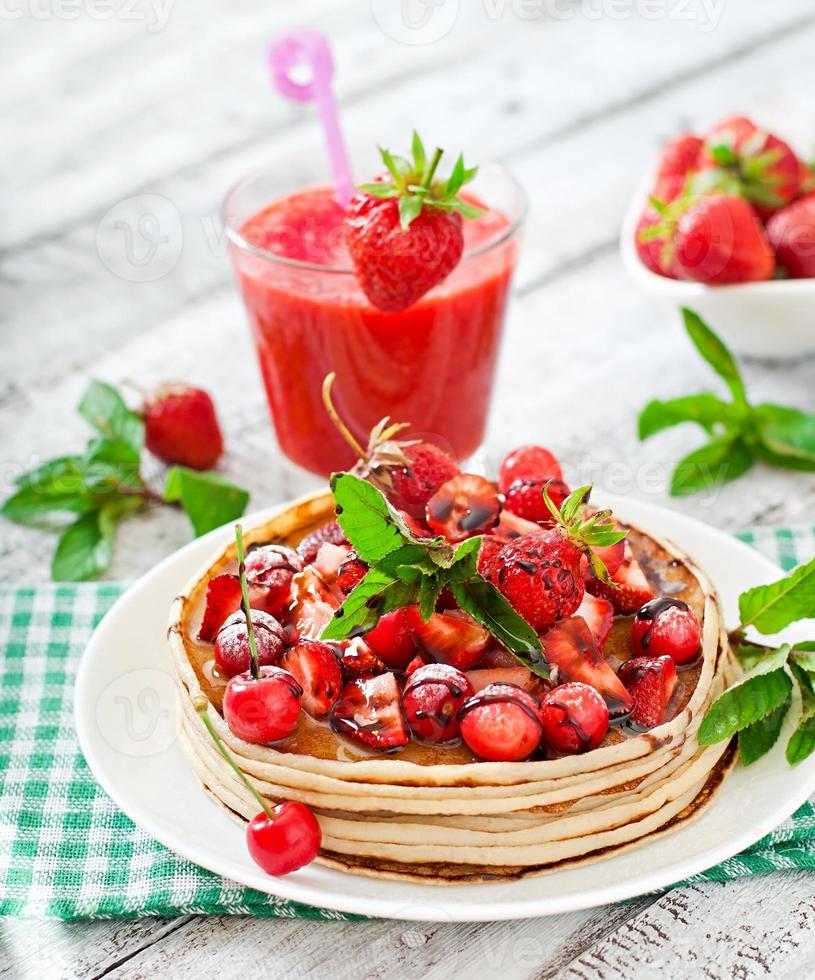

{"left": 1, "top": 526, "right": 814, "bottom": 920}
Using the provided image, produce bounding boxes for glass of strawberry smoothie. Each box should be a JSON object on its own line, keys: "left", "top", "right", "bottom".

{"left": 224, "top": 163, "right": 526, "bottom": 477}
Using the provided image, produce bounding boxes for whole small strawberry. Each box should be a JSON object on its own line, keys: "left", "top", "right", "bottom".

{"left": 345, "top": 131, "right": 484, "bottom": 313}
{"left": 653, "top": 133, "right": 702, "bottom": 201}
{"left": 766, "top": 194, "right": 815, "bottom": 279}
{"left": 144, "top": 384, "right": 224, "bottom": 470}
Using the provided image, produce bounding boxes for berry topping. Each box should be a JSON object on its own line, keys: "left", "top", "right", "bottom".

{"left": 503, "top": 477, "right": 570, "bottom": 525}
{"left": 330, "top": 672, "right": 409, "bottom": 752}
{"left": 494, "top": 510, "right": 541, "bottom": 540}
{"left": 539, "top": 682, "right": 610, "bottom": 754}
{"left": 586, "top": 542, "right": 655, "bottom": 614}
{"left": 363, "top": 607, "right": 417, "bottom": 670}
{"left": 405, "top": 606, "right": 491, "bottom": 672}
{"left": 288, "top": 567, "right": 340, "bottom": 640}
{"left": 476, "top": 535, "right": 505, "bottom": 580}
{"left": 498, "top": 445, "right": 563, "bottom": 492}
{"left": 213, "top": 609, "right": 288, "bottom": 678}
{"left": 345, "top": 132, "right": 483, "bottom": 312}
{"left": 144, "top": 383, "right": 223, "bottom": 471}
{"left": 618, "top": 655, "right": 678, "bottom": 729}
{"left": 337, "top": 639, "right": 387, "bottom": 682}
{"left": 766, "top": 194, "right": 815, "bottom": 279}
{"left": 542, "top": 617, "right": 634, "bottom": 718}
{"left": 631, "top": 597, "right": 701, "bottom": 665}
{"left": 466, "top": 666, "right": 536, "bottom": 693}
{"left": 401, "top": 663, "right": 474, "bottom": 743}
{"left": 335, "top": 550, "right": 368, "bottom": 594}
{"left": 296, "top": 521, "right": 349, "bottom": 565}
{"left": 247, "top": 801, "right": 322, "bottom": 877}
{"left": 654, "top": 133, "right": 702, "bottom": 194}
{"left": 198, "top": 573, "right": 242, "bottom": 642}
{"left": 278, "top": 640, "right": 343, "bottom": 718}
{"left": 222, "top": 665, "right": 302, "bottom": 744}
{"left": 405, "top": 653, "right": 430, "bottom": 677}
{"left": 576, "top": 592, "right": 614, "bottom": 650}
{"left": 245, "top": 544, "right": 304, "bottom": 620}
{"left": 458, "top": 683, "right": 543, "bottom": 762}
{"left": 425, "top": 473, "right": 501, "bottom": 542}
{"left": 390, "top": 443, "right": 460, "bottom": 518}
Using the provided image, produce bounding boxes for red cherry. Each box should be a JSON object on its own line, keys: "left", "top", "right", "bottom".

{"left": 222, "top": 666, "right": 302, "bottom": 744}
{"left": 244, "top": 545, "right": 304, "bottom": 619}
{"left": 631, "top": 597, "right": 701, "bottom": 665}
{"left": 402, "top": 664, "right": 474, "bottom": 743}
{"left": 458, "top": 683, "right": 543, "bottom": 761}
{"left": 539, "top": 682, "right": 609, "bottom": 754}
{"left": 246, "top": 801, "right": 322, "bottom": 876}
{"left": 364, "top": 607, "right": 417, "bottom": 669}
{"left": 498, "top": 445, "right": 563, "bottom": 492}
{"left": 213, "top": 610, "right": 288, "bottom": 678}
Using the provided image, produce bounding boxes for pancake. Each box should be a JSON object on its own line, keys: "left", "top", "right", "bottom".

{"left": 168, "top": 490, "right": 737, "bottom": 883}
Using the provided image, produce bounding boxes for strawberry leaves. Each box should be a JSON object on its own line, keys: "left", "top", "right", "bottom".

{"left": 700, "top": 557, "right": 815, "bottom": 766}
{"left": 321, "top": 473, "right": 548, "bottom": 675}
{"left": 1, "top": 379, "right": 249, "bottom": 581}
{"left": 639, "top": 309, "right": 815, "bottom": 495}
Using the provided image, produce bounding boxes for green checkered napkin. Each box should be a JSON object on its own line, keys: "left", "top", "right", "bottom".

{"left": 1, "top": 526, "right": 814, "bottom": 920}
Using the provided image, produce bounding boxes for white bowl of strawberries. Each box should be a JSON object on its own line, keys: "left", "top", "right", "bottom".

{"left": 621, "top": 115, "right": 815, "bottom": 359}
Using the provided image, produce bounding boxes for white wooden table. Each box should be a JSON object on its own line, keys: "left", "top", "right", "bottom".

{"left": 2, "top": 2, "right": 815, "bottom": 977}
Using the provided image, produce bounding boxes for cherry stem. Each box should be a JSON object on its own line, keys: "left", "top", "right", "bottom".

{"left": 194, "top": 696, "right": 275, "bottom": 820}
{"left": 321, "top": 373, "right": 368, "bottom": 462}
{"left": 421, "top": 147, "right": 443, "bottom": 190}
{"left": 235, "top": 524, "right": 260, "bottom": 680}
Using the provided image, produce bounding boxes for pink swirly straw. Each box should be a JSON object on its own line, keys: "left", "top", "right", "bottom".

{"left": 268, "top": 29, "right": 355, "bottom": 209}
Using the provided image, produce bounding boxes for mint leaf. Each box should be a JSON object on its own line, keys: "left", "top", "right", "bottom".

{"left": 738, "top": 698, "right": 791, "bottom": 766}
{"left": 699, "top": 645, "right": 792, "bottom": 745}
{"left": 83, "top": 437, "right": 142, "bottom": 492}
{"left": 78, "top": 380, "right": 144, "bottom": 454}
{"left": 320, "top": 568, "right": 418, "bottom": 642}
{"left": 790, "top": 642, "right": 815, "bottom": 674}
{"left": 449, "top": 578, "right": 548, "bottom": 678}
{"left": 638, "top": 394, "right": 735, "bottom": 440}
{"left": 738, "top": 557, "right": 815, "bottom": 634}
{"left": 786, "top": 678, "right": 815, "bottom": 765}
{"left": 2, "top": 457, "right": 93, "bottom": 523}
{"left": 164, "top": 467, "right": 249, "bottom": 537}
{"left": 754, "top": 404, "right": 815, "bottom": 471}
{"left": 681, "top": 309, "right": 747, "bottom": 404}
{"left": 419, "top": 575, "right": 443, "bottom": 621}
{"left": 670, "top": 432, "right": 753, "bottom": 496}
{"left": 51, "top": 497, "right": 141, "bottom": 581}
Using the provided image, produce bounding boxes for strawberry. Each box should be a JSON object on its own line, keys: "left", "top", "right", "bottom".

{"left": 345, "top": 131, "right": 483, "bottom": 313}
{"left": 696, "top": 116, "right": 800, "bottom": 218}
{"left": 405, "top": 606, "right": 490, "bottom": 671}
{"left": 198, "top": 573, "right": 242, "bottom": 642}
{"left": 335, "top": 549, "right": 368, "bottom": 594}
{"left": 425, "top": 473, "right": 501, "bottom": 542}
{"left": 635, "top": 203, "right": 678, "bottom": 278}
{"left": 673, "top": 194, "right": 774, "bottom": 284}
{"left": 405, "top": 653, "right": 430, "bottom": 677}
{"left": 244, "top": 544, "right": 304, "bottom": 620}
{"left": 476, "top": 535, "right": 505, "bottom": 579}
{"left": 503, "top": 477, "right": 570, "bottom": 525}
{"left": 390, "top": 443, "right": 459, "bottom": 518}
{"left": 586, "top": 541, "right": 654, "bottom": 614}
{"left": 498, "top": 445, "right": 563, "bottom": 492}
{"left": 458, "top": 683, "right": 543, "bottom": 762}
{"left": 576, "top": 592, "right": 614, "bottom": 651}
{"left": 144, "top": 384, "right": 223, "bottom": 471}
{"left": 296, "top": 521, "right": 348, "bottom": 565}
{"left": 330, "top": 672, "right": 409, "bottom": 752}
{"left": 288, "top": 567, "right": 339, "bottom": 640}
{"left": 363, "top": 607, "right": 417, "bottom": 670}
{"left": 541, "top": 617, "right": 633, "bottom": 718}
{"left": 493, "top": 510, "right": 541, "bottom": 541}
{"left": 618, "top": 655, "right": 678, "bottom": 729}
{"left": 279, "top": 640, "right": 343, "bottom": 718}
{"left": 466, "top": 666, "right": 536, "bottom": 693}
{"left": 653, "top": 133, "right": 702, "bottom": 196}
{"left": 336, "top": 639, "right": 387, "bottom": 682}
{"left": 766, "top": 194, "right": 815, "bottom": 278}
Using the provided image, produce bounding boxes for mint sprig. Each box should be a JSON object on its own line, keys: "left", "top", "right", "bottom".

{"left": 1, "top": 379, "right": 249, "bottom": 581}
{"left": 699, "top": 556, "right": 815, "bottom": 766}
{"left": 638, "top": 309, "right": 815, "bottom": 495}
{"left": 358, "top": 130, "right": 484, "bottom": 230}
{"left": 320, "top": 473, "right": 548, "bottom": 677}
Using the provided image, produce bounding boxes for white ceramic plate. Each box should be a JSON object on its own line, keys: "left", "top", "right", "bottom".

{"left": 75, "top": 494, "right": 815, "bottom": 922}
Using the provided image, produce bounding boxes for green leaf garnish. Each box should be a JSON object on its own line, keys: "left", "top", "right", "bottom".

{"left": 638, "top": 394, "right": 737, "bottom": 440}
{"left": 78, "top": 380, "right": 144, "bottom": 454}
{"left": 164, "top": 467, "right": 249, "bottom": 537}
{"left": 737, "top": 698, "right": 791, "bottom": 766}
{"left": 51, "top": 497, "right": 142, "bottom": 581}
{"left": 670, "top": 433, "right": 753, "bottom": 496}
{"left": 738, "top": 557, "right": 815, "bottom": 634}
{"left": 786, "top": 681, "right": 815, "bottom": 765}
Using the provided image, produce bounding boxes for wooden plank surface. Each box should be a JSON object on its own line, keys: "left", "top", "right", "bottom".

{"left": 1, "top": 1, "right": 814, "bottom": 977}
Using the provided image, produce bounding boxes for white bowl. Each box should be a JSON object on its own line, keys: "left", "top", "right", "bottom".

{"left": 620, "top": 185, "right": 815, "bottom": 360}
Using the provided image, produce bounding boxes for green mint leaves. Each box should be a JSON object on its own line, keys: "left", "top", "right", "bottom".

{"left": 638, "top": 309, "right": 815, "bottom": 496}
{"left": 357, "top": 130, "right": 484, "bottom": 230}
{"left": 320, "top": 473, "right": 547, "bottom": 677}
{"left": 1, "top": 380, "right": 249, "bottom": 581}
{"left": 699, "top": 557, "right": 815, "bottom": 766}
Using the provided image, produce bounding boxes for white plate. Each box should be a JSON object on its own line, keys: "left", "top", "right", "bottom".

{"left": 75, "top": 494, "right": 815, "bottom": 922}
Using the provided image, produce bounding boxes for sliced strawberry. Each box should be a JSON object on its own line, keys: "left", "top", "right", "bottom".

{"left": 425, "top": 473, "right": 501, "bottom": 543}
{"left": 493, "top": 510, "right": 541, "bottom": 541}
{"left": 364, "top": 607, "right": 417, "bottom": 670}
{"left": 478, "top": 644, "right": 522, "bottom": 669}
{"left": 337, "top": 638, "right": 387, "bottom": 682}
{"left": 466, "top": 666, "right": 536, "bottom": 693}
{"left": 405, "top": 653, "right": 430, "bottom": 677}
{"left": 576, "top": 593, "right": 614, "bottom": 651}
{"left": 288, "top": 567, "right": 339, "bottom": 639}
{"left": 279, "top": 640, "right": 343, "bottom": 718}
{"left": 296, "top": 521, "right": 348, "bottom": 565}
{"left": 198, "top": 573, "right": 242, "bottom": 642}
{"left": 541, "top": 617, "right": 633, "bottom": 718}
{"left": 330, "top": 672, "right": 409, "bottom": 752}
{"left": 618, "top": 656, "right": 678, "bottom": 729}
{"left": 406, "top": 607, "right": 490, "bottom": 671}
{"left": 334, "top": 549, "right": 367, "bottom": 594}
{"left": 245, "top": 544, "right": 304, "bottom": 620}
{"left": 312, "top": 542, "right": 352, "bottom": 586}
{"left": 586, "top": 542, "right": 655, "bottom": 614}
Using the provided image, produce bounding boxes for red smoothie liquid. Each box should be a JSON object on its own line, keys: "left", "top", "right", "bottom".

{"left": 230, "top": 186, "right": 518, "bottom": 476}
